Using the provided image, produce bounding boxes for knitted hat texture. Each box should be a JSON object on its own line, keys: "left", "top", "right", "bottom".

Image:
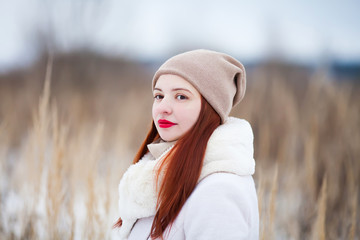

{"left": 152, "top": 49, "right": 246, "bottom": 123}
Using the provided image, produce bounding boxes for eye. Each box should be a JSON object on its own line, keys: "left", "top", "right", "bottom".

{"left": 154, "top": 94, "right": 163, "bottom": 100}
{"left": 176, "top": 94, "right": 188, "bottom": 100}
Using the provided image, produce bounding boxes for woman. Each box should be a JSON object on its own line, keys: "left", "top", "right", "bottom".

{"left": 115, "top": 49, "right": 259, "bottom": 239}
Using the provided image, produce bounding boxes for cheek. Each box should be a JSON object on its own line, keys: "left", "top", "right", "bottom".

{"left": 180, "top": 103, "right": 201, "bottom": 126}
{"left": 152, "top": 103, "right": 158, "bottom": 121}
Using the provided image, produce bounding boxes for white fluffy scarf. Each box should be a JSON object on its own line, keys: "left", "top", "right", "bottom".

{"left": 117, "top": 117, "right": 255, "bottom": 239}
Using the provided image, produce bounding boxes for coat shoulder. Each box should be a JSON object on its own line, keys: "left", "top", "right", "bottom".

{"left": 186, "top": 173, "right": 257, "bottom": 208}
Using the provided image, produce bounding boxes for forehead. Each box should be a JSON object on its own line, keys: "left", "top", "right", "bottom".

{"left": 155, "top": 74, "right": 195, "bottom": 90}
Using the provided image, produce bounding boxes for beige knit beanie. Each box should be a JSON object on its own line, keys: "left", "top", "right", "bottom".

{"left": 152, "top": 49, "right": 246, "bottom": 123}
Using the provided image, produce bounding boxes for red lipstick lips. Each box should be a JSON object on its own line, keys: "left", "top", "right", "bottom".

{"left": 158, "top": 119, "right": 177, "bottom": 128}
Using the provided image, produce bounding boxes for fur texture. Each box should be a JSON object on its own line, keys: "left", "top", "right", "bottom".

{"left": 117, "top": 117, "right": 255, "bottom": 239}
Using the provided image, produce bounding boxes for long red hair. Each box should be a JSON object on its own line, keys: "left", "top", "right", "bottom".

{"left": 115, "top": 96, "right": 221, "bottom": 239}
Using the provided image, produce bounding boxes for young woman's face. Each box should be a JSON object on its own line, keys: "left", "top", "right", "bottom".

{"left": 152, "top": 74, "right": 202, "bottom": 142}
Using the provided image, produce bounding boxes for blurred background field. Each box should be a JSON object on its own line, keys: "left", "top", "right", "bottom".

{"left": 1, "top": 0, "right": 360, "bottom": 239}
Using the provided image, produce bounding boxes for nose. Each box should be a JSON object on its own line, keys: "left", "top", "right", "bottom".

{"left": 155, "top": 97, "right": 172, "bottom": 115}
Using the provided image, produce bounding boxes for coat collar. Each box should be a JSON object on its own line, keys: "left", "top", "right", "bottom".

{"left": 147, "top": 139, "right": 176, "bottom": 160}
{"left": 200, "top": 117, "right": 255, "bottom": 179}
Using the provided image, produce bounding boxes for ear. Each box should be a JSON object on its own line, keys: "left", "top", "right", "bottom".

{"left": 233, "top": 68, "right": 246, "bottom": 106}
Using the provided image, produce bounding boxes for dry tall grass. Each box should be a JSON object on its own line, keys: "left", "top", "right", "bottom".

{"left": 0, "top": 54, "right": 359, "bottom": 239}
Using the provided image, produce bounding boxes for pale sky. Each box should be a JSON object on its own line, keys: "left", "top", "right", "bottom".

{"left": 0, "top": 0, "right": 359, "bottom": 72}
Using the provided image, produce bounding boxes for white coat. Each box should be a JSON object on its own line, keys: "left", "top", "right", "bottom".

{"left": 117, "top": 117, "right": 259, "bottom": 239}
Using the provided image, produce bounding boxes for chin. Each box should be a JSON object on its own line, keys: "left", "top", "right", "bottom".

{"left": 159, "top": 132, "right": 179, "bottom": 142}
{"left": 160, "top": 136, "right": 177, "bottom": 142}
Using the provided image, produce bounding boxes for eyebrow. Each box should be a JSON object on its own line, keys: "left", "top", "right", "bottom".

{"left": 154, "top": 87, "right": 193, "bottom": 95}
